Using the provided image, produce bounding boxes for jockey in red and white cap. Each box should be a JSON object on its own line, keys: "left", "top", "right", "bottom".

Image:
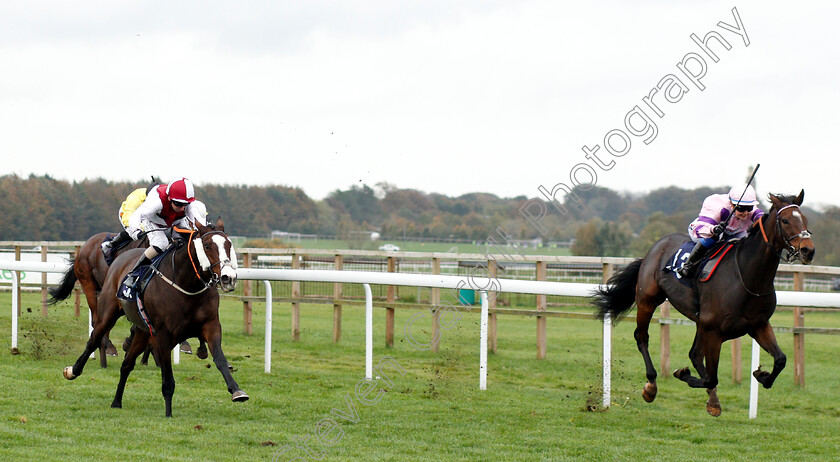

{"left": 123, "top": 177, "right": 208, "bottom": 287}
{"left": 678, "top": 184, "right": 764, "bottom": 277}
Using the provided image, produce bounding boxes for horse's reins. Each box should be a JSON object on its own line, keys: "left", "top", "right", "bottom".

{"left": 737, "top": 203, "right": 814, "bottom": 296}
{"left": 149, "top": 228, "right": 233, "bottom": 295}
{"left": 756, "top": 204, "right": 813, "bottom": 263}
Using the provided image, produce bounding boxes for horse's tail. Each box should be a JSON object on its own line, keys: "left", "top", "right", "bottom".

{"left": 47, "top": 259, "right": 77, "bottom": 305}
{"left": 592, "top": 258, "right": 643, "bottom": 323}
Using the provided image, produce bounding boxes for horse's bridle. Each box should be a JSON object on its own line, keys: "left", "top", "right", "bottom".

{"left": 736, "top": 203, "right": 813, "bottom": 297}
{"left": 763, "top": 204, "right": 813, "bottom": 263}
{"left": 187, "top": 230, "right": 236, "bottom": 288}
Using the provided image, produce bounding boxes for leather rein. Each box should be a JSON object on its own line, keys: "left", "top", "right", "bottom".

{"left": 757, "top": 204, "right": 813, "bottom": 263}
{"left": 736, "top": 203, "right": 813, "bottom": 297}
{"left": 150, "top": 228, "right": 232, "bottom": 296}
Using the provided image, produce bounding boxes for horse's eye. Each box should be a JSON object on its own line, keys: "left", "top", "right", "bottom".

{"left": 205, "top": 245, "right": 211, "bottom": 250}
{"left": 782, "top": 219, "right": 789, "bottom": 225}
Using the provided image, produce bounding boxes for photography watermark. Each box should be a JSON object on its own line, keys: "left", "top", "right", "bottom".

{"left": 519, "top": 7, "right": 750, "bottom": 235}
{"left": 272, "top": 6, "right": 751, "bottom": 459}
{"left": 403, "top": 226, "right": 526, "bottom": 350}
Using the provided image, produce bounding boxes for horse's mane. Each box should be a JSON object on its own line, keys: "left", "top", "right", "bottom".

{"left": 770, "top": 193, "right": 798, "bottom": 204}
{"left": 748, "top": 193, "right": 797, "bottom": 237}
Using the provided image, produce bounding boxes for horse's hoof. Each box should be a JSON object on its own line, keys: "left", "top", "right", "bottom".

{"left": 673, "top": 367, "right": 690, "bottom": 380}
{"left": 232, "top": 390, "right": 249, "bottom": 402}
{"left": 753, "top": 370, "right": 772, "bottom": 388}
{"left": 106, "top": 345, "right": 118, "bottom": 357}
{"left": 196, "top": 346, "right": 208, "bottom": 360}
{"left": 642, "top": 383, "right": 657, "bottom": 403}
{"left": 180, "top": 342, "right": 193, "bottom": 355}
{"left": 706, "top": 402, "right": 722, "bottom": 417}
{"left": 63, "top": 366, "right": 76, "bottom": 380}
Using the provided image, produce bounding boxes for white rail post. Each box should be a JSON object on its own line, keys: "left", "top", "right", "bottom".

{"left": 364, "top": 283, "right": 373, "bottom": 380}
{"left": 173, "top": 343, "right": 180, "bottom": 365}
{"left": 264, "top": 280, "right": 273, "bottom": 373}
{"left": 749, "top": 339, "right": 760, "bottom": 419}
{"left": 11, "top": 270, "right": 18, "bottom": 351}
{"left": 603, "top": 312, "right": 612, "bottom": 408}
{"left": 480, "top": 290, "right": 488, "bottom": 390}
{"left": 89, "top": 308, "right": 94, "bottom": 359}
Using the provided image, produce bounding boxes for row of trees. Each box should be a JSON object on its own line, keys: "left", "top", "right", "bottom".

{"left": 1, "top": 174, "right": 838, "bottom": 265}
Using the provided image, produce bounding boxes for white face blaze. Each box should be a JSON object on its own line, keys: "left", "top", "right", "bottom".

{"left": 193, "top": 234, "right": 237, "bottom": 290}
{"left": 193, "top": 237, "right": 213, "bottom": 271}
{"left": 211, "top": 235, "right": 238, "bottom": 281}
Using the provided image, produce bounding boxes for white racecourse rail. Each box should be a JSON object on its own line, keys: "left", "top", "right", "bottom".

{"left": 5, "top": 261, "right": 840, "bottom": 418}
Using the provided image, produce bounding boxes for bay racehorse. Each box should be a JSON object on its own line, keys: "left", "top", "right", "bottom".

{"left": 63, "top": 218, "right": 248, "bottom": 417}
{"left": 593, "top": 191, "right": 814, "bottom": 416}
{"left": 48, "top": 232, "right": 204, "bottom": 366}
{"left": 48, "top": 232, "right": 146, "bottom": 362}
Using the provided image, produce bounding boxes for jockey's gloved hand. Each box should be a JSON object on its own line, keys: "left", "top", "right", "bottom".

{"left": 713, "top": 223, "right": 726, "bottom": 236}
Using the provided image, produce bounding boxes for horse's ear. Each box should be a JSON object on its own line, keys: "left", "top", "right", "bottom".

{"left": 769, "top": 194, "right": 783, "bottom": 210}
{"left": 795, "top": 189, "right": 804, "bottom": 206}
{"left": 215, "top": 216, "right": 225, "bottom": 232}
{"left": 195, "top": 220, "right": 208, "bottom": 235}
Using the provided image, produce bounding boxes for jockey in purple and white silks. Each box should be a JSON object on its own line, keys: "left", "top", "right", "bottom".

{"left": 678, "top": 184, "right": 764, "bottom": 278}
{"left": 122, "top": 177, "right": 208, "bottom": 287}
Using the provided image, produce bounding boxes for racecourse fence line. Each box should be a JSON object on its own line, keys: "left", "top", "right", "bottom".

{"left": 4, "top": 246, "right": 840, "bottom": 419}
{"left": 5, "top": 260, "right": 840, "bottom": 419}
{"left": 3, "top": 242, "right": 840, "bottom": 389}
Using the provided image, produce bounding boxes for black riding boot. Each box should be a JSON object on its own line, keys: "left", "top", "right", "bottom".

{"left": 123, "top": 255, "right": 151, "bottom": 289}
{"left": 678, "top": 242, "right": 709, "bottom": 278}
{"left": 101, "top": 230, "right": 131, "bottom": 259}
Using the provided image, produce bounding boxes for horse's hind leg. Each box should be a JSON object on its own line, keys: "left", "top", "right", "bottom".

{"left": 196, "top": 338, "right": 208, "bottom": 359}
{"left": 634, "top": 292, "right": 666, "bottom": 403}
{"left": 701, "top": 334, "right": 724, "bottom": 416}
{"left": 750, "top": 322, "right": 786, "bottom": 389}
{"left": 203, "top": 321, "right": 249, "bottom": 402}
{"left": 112, "top": 328, "right": 149, "bottom": 409}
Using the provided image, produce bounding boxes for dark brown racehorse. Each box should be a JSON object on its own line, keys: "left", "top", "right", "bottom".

{"left": 48, "top": 232, "right": 204, "bottom": 367}
{"left": 62, "top": 218, "right": 248, "bottom": 417}
{"left": 48, "top": 232, "right": 146, "bottom": 363}
{"left": 594, "top": 191, "right": 815, "bottom": 416}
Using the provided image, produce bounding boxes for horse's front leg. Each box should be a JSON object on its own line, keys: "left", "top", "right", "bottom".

{"left": 64, "top": 300, "right": 121, "bottom": 380}
{"left": 750, "top": 322, "right": 786, "bottom": 389}
{"left": 155, "top": 333, "right": 176, "bottom": 417}
{"left": 203, "top": 321, "right": 249, "bottom": 402}
{"left": 112, "top": 327, "right": 149, "bottom": 409}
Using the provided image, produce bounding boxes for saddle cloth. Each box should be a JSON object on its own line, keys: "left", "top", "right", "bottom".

{"left": 664, "top": 240, "right": 735, "bottom": 284}
{"left": 116, "top": 247, "right": 179, "bottom": 335}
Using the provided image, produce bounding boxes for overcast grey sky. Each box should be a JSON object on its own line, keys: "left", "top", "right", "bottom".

{"left": 1, "top": 1, "right": 837, "bottom": 209}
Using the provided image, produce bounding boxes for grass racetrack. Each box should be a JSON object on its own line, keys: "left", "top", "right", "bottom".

{"left": 2, "top": 291, "right": 840, "bottom": 461}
